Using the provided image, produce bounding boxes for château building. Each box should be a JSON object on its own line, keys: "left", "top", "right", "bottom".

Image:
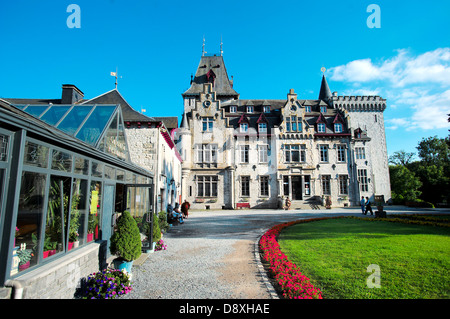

{"left": 176, "top": 53, "right": 391, "bottom": 209}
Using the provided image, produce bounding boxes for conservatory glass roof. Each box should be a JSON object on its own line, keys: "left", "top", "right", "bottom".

{"left": 15, "top": 104, "right": 129, "bottom": 161}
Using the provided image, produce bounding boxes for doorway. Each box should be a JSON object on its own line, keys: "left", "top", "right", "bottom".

{"left": 291, "top": 176, "right": 302, "bottom": 200}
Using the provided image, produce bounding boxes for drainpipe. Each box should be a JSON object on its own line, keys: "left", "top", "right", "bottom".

{"left": 5, "top": 279, "right": 23, "bottom": 299}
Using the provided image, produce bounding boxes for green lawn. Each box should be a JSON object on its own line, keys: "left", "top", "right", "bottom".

{"left": 278, "top": 217, "right": 450, "bottom": 299}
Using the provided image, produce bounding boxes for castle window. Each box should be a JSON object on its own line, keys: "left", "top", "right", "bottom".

{"left": 339, "top": 175, "right": 349, "bottom": 195}
{"left": 355, "top": 147, "right": 366, "bottom": 160}
{"left": 230, "top": 106, "right": 237, "bottom": 113}
{"left": 202, "top": 118, "right": 213, "bottom": 132}
{"left": 321, "top": 175, "right": 331, "bottom": 195}
{"left": 320, "top": 106, "right": 327, "bottom": 113}
{"left": 318, "top": 123, "right": 326, "bottom": 133}
{"left": 247, "top": 106, "right": 254, "bottom": 113}
{"left": 258, "top": 145, "right": 268, "bottom": 163}
{"left": 319, "top": 145, "right": 329, "bottom": 162}
{"left": 334, "top": 123, "right": 343, "bottom": 133}
{"left": 305, "top": 106, "right": 311, "bottom": 112}
{"left": 263, "top": 106, "right": 270, "bottom": 113}
{"left": 241, "top": 176, "right": 250, "bottom": 197}
{"left": 240, "top": 145, "right": 249, "bottom": 163}
{"left": 357, "top": 169, "right": 369, "bottom": 192}
{"left": 291, "top": 116, "right": 297, "bottom": 132}
{"left": 337, "top": 145, "right": 346, "bottom": 162}
{"left": 195, "top": 144, "right": 218, "bottom": 163}
{"left": 197, "top": 175, "right": 218, "bottom": 197}
{"left": 284, "top": 144, "right": 306, "bottom": 163}
{"left": 240, "top": 123, "right": 248, "bottom": 133}
{"left": 260, "top": 175, "right": 269, "bottom": 197}
{"left": 286, "top": 116, "right": 302, "bottom": 132}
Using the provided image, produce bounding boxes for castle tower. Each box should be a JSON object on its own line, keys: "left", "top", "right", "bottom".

{"left": 331, "top": 95, "right": 391, "bottom": 204}
{"left": 182, "top": 55, "right": 239, "bottom": 113}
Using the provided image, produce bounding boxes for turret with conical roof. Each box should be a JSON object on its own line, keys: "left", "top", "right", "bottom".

{"left": 318, "top": 74, "right": 332, "bottom": 106}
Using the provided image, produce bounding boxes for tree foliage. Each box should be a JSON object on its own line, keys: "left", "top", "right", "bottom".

{"left": 389, "top": 136, "right": 450, "bottom": 206}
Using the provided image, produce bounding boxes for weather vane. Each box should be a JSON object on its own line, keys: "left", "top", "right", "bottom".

{"left": 110, "top": 67, "right": 122, "bottom": 89}
{"left": 321, "top": 67, "right": 326, "bottom": 74}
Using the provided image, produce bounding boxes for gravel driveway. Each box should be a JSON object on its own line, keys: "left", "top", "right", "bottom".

{"left": 121, "top": 206, "right": 448, "bottom": 299}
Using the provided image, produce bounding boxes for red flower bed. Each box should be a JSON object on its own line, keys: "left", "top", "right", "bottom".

{"left": 259, "top": 218, "right": 335, "bottom": 299}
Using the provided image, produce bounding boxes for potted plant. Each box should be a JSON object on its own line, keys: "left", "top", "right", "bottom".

{"left": 43, "top": 236, "right": 57, "bottom": 258}
{"left": 69, "top": 231, "right": 79, "bottom": 250}
{"left": 109, "top": 211, "right": 142, "bottom": 274}
{"left": 17, "top": 247, "right": 33, "bottom": 270}
{"left": 69, "top": 193, "right": 81, "bottom": 249}
{"left": 87, "top": 214, "right": 98, "bottom": 242}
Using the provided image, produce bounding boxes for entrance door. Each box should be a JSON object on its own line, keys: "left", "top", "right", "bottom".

{"left": 102, "top": 184, "right": 115, "bottom": 258}
{"left": 291, "top": 176, "right": 302, "bottom": 200}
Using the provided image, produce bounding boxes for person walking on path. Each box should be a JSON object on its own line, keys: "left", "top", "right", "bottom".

{"left": 360, "top": 196, "right": 366, "bottom": 214}
{"left": 364, "top": 197, "right": 373, "bottom": 215}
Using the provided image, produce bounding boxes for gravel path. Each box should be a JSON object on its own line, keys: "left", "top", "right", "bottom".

{"left": 120, "top": 207, "right": 449, "bottom": 299}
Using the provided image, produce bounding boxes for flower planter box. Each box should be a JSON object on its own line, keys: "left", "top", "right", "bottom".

{"left": 87, "top": 233, "right": 94, "bottom": 242}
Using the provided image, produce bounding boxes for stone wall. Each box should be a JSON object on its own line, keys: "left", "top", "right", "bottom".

{"left": 5, "top": 243, "right": 102, "bottom": 299}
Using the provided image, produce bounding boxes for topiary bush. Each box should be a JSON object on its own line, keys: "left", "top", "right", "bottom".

{"left": 110, "top": 211, "right": 142, "bottom": 262}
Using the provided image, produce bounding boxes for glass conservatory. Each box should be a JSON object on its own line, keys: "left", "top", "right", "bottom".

{"left": 0, "top": 100, "right": 154, "bottom": 292}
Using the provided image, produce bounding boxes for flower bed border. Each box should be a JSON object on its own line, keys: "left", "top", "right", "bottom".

{"left": 259, "top": 214, "right": 450, "bottom": 299}
{"left": 258, "top": 217, "right": 339, "bottom": 299}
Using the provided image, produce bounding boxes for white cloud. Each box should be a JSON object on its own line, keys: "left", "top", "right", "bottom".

{"left": 386, "top": 118, "right": 409, "bottom": 130}
{"left": 329, "top": 48, "right": 450, "bottom": 87}
{"left": 329, "top": 48, "right": 450, "bottom": 131}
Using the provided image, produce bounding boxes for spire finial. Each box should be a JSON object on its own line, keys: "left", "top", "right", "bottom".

{"left": 220, "top": 35, "right": 223, "bottom": 56}
{"left": 202, "top": 36, "right": 207, "bottom": 56}
{"left": 321, "top": 67, "right": 326, "bottom": 74}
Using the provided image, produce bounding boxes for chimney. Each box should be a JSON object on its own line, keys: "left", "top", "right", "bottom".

{"left": 61, "top": 84, "right": 84, "bottom": 104}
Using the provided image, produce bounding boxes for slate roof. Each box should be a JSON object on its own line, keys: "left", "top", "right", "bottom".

{"left": 81, "top": 89, "right": 156, "bottom": 123}
{"left": 183, "top": 55, "right": 239, "bottom": 98}
{"left": 152, "top": 117, "right": 178, "bottom": 130}
{"left": 318, "top": 75, "right": 332, "bottom": 102}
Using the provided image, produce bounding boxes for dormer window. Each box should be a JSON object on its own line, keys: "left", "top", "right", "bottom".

{"left": 318, "top": 123, "right": 326, "bottom": 133}
{"left": 258, "top": 123, "right": 267, "bottom": 133}
{"left": 247, "top": 106, "right": 254, "bottom": 113}
{"left": 263, "top": 106, "right": 270, "bottom": 113}
{"left": 320, "top": 106, "right": 327, "bottom": 113}
{"left": 305, "top": 106, "right": 311, "bottom": 112}
{"left": 230, "top": 106, "right": 237, "bottom": 113}
{"left": 332, "top": 112, "right": 344, "bottom": 134}
{"left": 240, "top": 123, "right": 248, "bottom": 133}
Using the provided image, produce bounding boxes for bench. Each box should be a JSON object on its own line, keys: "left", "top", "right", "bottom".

{"left": 236, "top": 203, "right": 250, "bottom": 209}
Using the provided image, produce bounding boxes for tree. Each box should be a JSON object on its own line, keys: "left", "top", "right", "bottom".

{"left": 412, "top": 136, "right": 450, "bottom": 205}
{"left": 417, "top": 136, "right": 449, "bottom": 166}
{"left": 389, "top": 165, "right": 422, "bottom": 204}
{"left": 388, "top": 150, "right": 415, "bottom": 166}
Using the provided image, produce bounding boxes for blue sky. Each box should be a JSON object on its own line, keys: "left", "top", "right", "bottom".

{"left": 1, "top": 0, "right": 449, "bottom": 158}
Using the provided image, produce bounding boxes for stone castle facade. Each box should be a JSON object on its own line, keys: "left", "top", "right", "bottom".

{"left": 176, "top": 54, "right": 391, "bottom": 209}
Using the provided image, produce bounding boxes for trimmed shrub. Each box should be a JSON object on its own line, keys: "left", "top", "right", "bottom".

{"left": 110, "top": 211, "right": 142, "bottom": 262}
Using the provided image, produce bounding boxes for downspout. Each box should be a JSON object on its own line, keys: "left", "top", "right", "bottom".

{"left": 5, "top": 279, "right": 23, "bottom": 299}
